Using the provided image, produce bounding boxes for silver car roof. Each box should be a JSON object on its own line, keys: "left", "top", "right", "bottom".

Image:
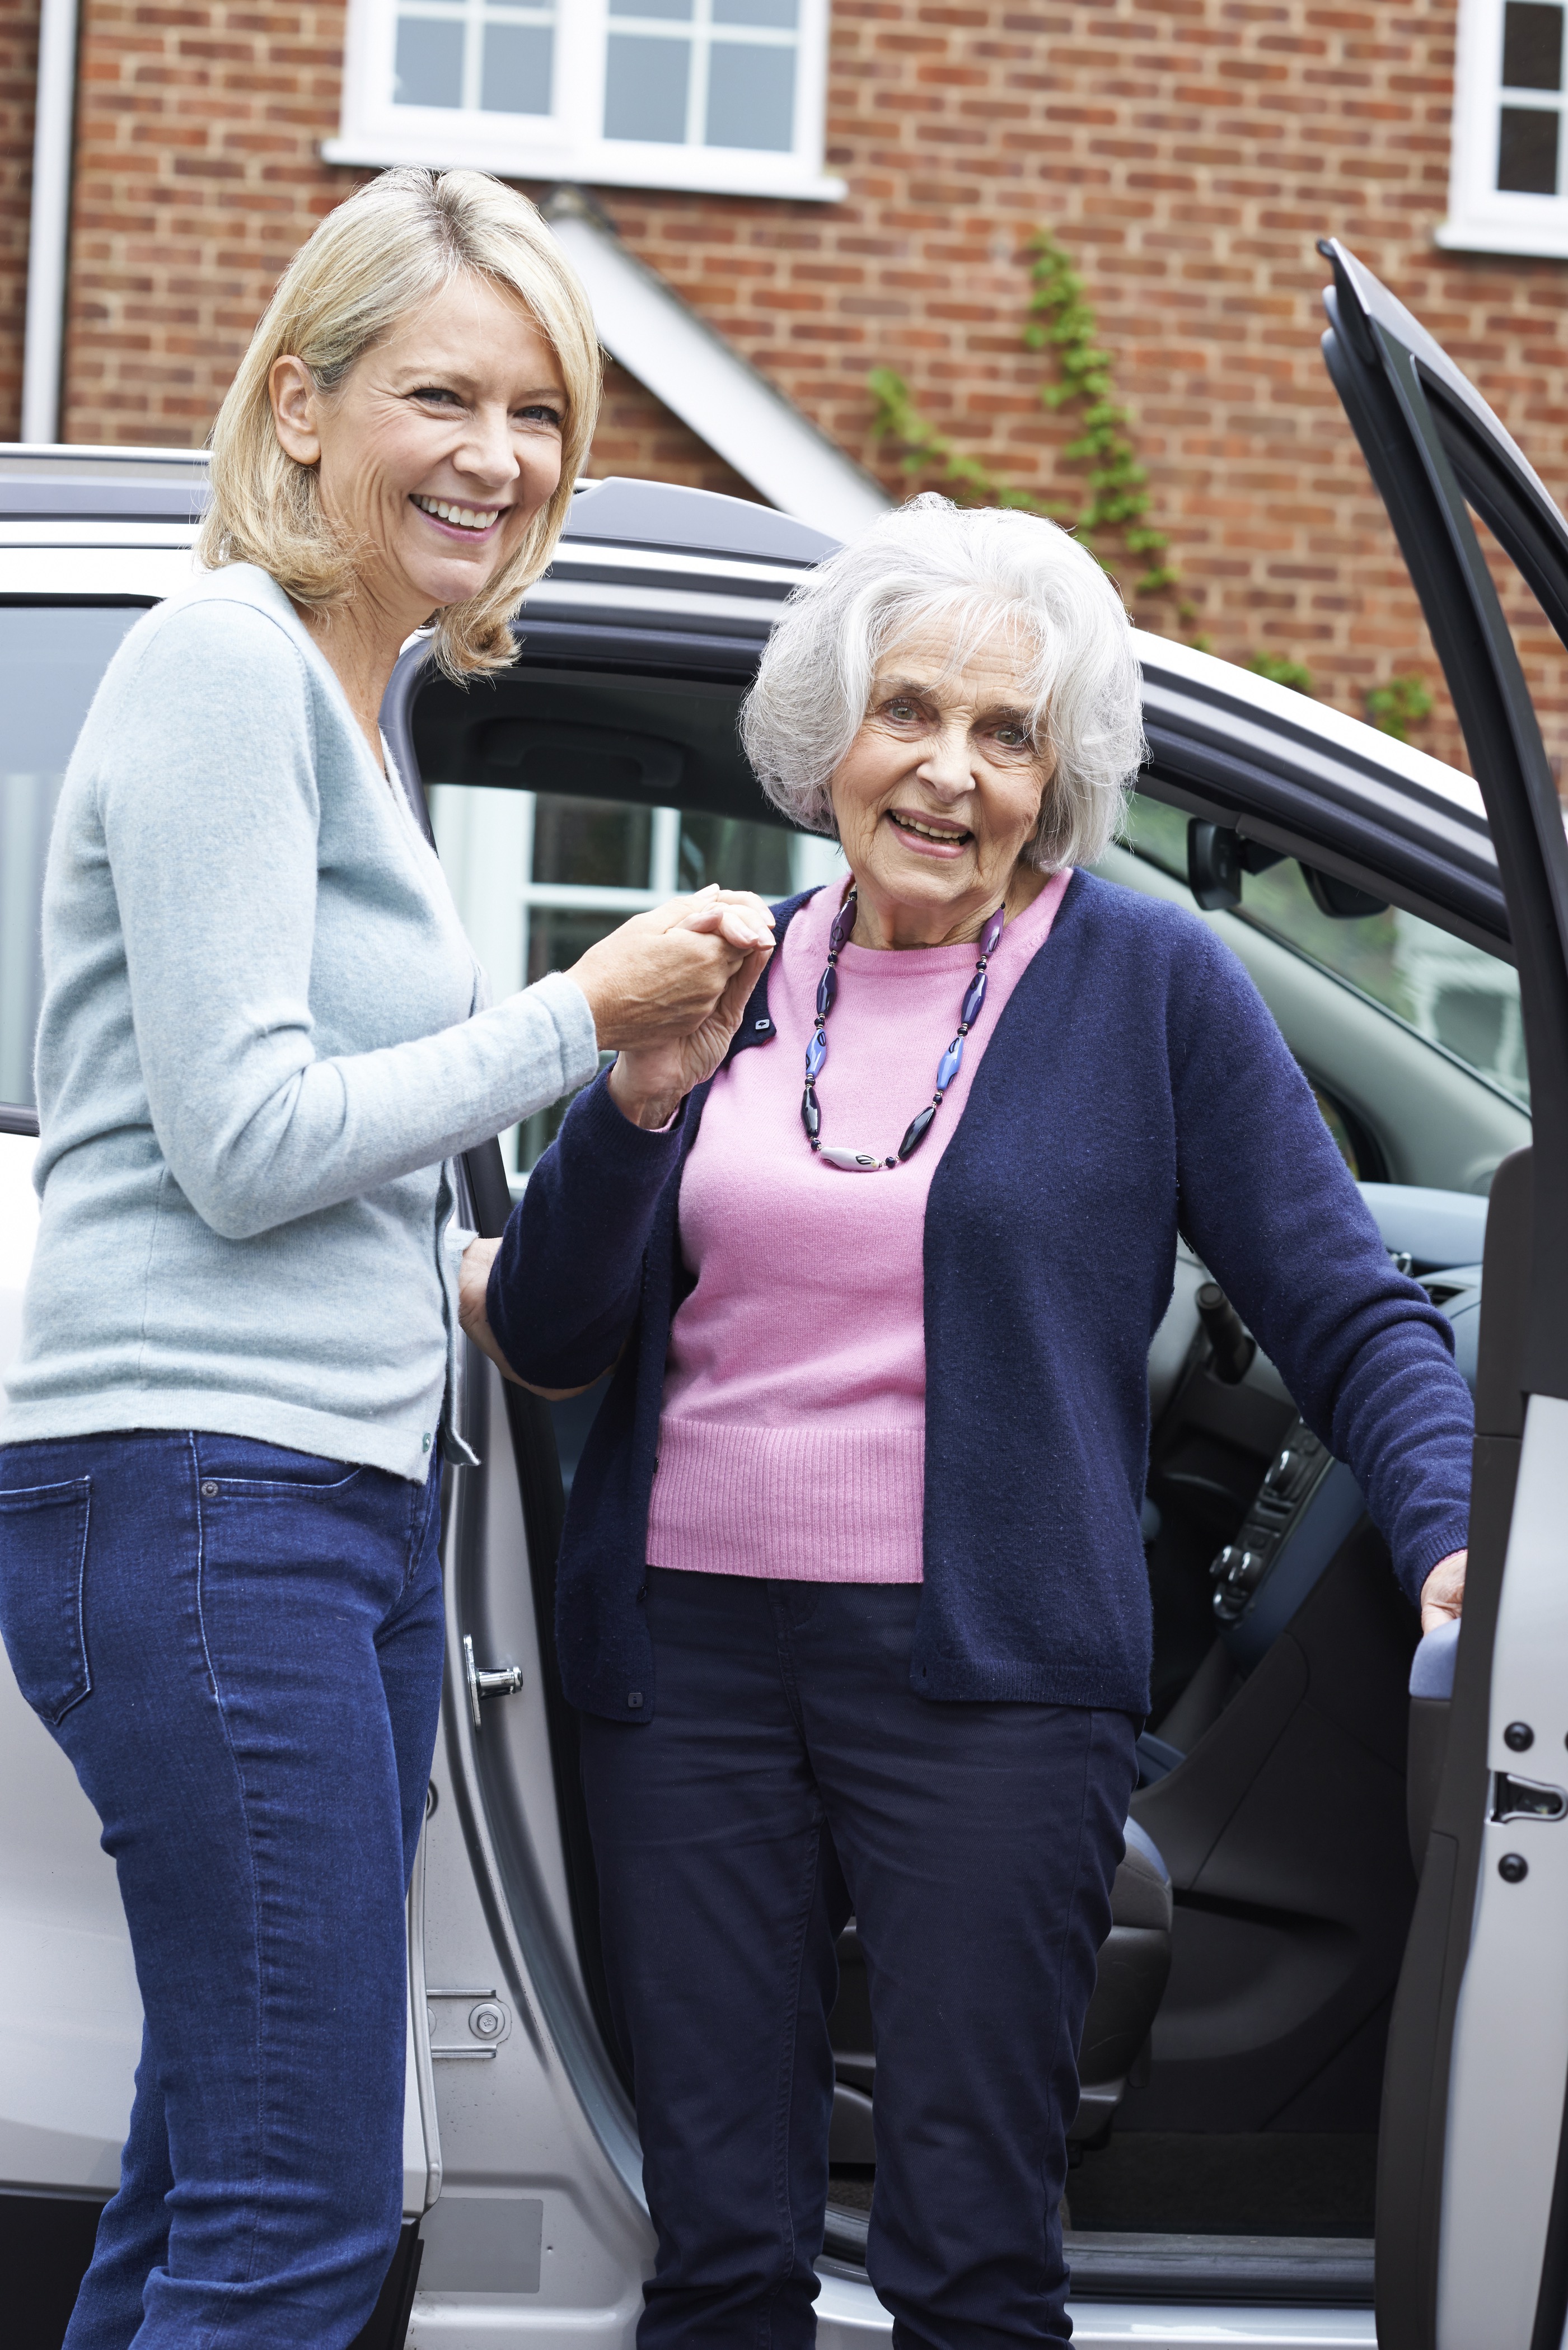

{"left": 0, "top": 444, "right": 1506, "bottom": 949}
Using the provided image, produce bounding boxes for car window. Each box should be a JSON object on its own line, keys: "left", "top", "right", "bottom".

{"left": 1123, "top": 791, "right": 1531, "bottom": 1109}
{"left": 0, "top": 604, "right": 146, "bottom": 1109}
{"left": 427, "top": 780, "right": 847, "bottom": 1176}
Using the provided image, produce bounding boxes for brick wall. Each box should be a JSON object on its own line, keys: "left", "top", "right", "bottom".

{"left": 590, "top": 0, "right": 1568, "bottom": 774}
{"left": 589, "top": 358, "right": 763, "bottom": 502}
{"left": 62, "top": 0, "right": 359, "bottom": 443}
{"left": 0, "top": 0, "right": 39, "bottom": 440}
{"left": 33, "top": 0, "right": 1568, "bottom": 769}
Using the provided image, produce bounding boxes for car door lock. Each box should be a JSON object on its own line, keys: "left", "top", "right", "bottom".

{"left": 463, "top": 1634, "right": 523, "bottom": 1729}
{"left": 1491, "top": 1772, "right": 1567, "bottom": 1824}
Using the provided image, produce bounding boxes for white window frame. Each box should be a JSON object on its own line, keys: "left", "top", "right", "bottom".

{"left": 324, "top": 0, "right": 845, "bottom": 202}
{"left": 1439, "top": 0, "right": 1568, "bottom": 257}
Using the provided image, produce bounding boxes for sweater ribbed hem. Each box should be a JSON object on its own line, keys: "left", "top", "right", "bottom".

{"left": 646, "top": 1414, "right": 924, "bottom": 1581}
{"left": 0, "top": 1389, "right": 442, "bottom": 1484}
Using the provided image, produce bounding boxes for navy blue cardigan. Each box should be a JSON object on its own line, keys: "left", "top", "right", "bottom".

{"left": 489, "top": 871, "right": 1474, "bottom": 1722}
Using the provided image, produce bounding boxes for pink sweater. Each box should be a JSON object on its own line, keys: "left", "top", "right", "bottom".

{"left": 644, "top": 867, "right": 1072, "bottom": 1582}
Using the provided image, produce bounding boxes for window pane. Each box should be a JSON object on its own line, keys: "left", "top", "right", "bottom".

{"left": 395, "top": 13, "right": 465, "bottom": 107}
{"left": 605, "top": 32, "right": 690, "bottom": 141}
{"left": 713, "top": 0, "right": 798, "bottom": 23}
{"left": 0, "top": 606, "right": 144, "bottom": 1108}
{"left": 480, "top": 21, "right": 553, "bottom": 111}
{"left": 1118, "top": 796, "right": 1530, "bottom": 1108}
{"left": 1504, "top": 1, "right": 1564, "bottom": 88}
{"left": 611, "top": 0, "right": 692, "bottom": 15}
{"left": 679, "top": 812, "right": 795, "bottom": 896}
{"left": 1499, "top": 104, "right": 1560, "bottom": 191}
{"left": 705, "top": 40, "right": 795, "bottom": 150}
{"left": 532, "top": 794, "right": 652, "bottom": 889}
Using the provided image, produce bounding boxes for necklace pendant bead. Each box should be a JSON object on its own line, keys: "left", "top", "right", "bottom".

{"left": 816, "top": 967, "right": 838, "bottom": 1020}
{"left": 801, "top": 1085, "right": 821, "bottom": 1142}
{"left": 981, "top": 906, "right": 1006, "bottom": 957}
{"left": 829, "top": 897, "right": 858, "bottom": 954}
{"left": 897, "top": 1103, "right": 940, "bottom": 1162}
{"left": 818, "top": 1144, "right": 884, "bottom": 1172}
{"left": 805, "top": 1029, "right": 827, "bottom": 1081}
{"left": 936, "top": 1036, "right": 965, "bottom": 1094}
{"left": 961, "top": 970, "right": 987, "bottom": 1029}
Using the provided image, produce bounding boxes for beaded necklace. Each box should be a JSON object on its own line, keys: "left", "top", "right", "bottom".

{"left": 801, "top": 891, "right": 1007, "bottom": 1172}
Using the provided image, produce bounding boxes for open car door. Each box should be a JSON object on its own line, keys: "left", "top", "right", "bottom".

{"left": 1319, "top": 241, "right": 1568, "bottom": 2350}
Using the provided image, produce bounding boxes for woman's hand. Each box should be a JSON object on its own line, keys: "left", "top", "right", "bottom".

{"left": 568, "top": 888, "right": 773, "bottom": 1058}
{"left": 606, "top": 891, "right": 775, "bottom": 1130}
{"left": 458, "top": 1235, "right": 525, "bottom": 1385}
{"left": 1421, "top": 1548, "right": 1466, "bottom": 1636}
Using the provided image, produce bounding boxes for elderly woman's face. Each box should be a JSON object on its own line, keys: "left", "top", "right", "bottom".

{"left": 271, "top": 272, "right": 567, "bottom": 630}
{"left": 830, "top": 620, "right": 1054, "bottom": 946}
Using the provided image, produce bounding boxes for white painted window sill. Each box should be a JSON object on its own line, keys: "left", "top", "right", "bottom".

{"left": 321, "top": 130, "right": 846, "bottom": 203}
{"left": 1435, "top": 216, "right": 1568, "bottom": 260}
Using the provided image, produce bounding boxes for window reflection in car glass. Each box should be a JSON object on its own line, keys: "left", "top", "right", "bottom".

{"left": 428, "top": 780, "right": 845, "bottom": 1176}
{"left": 1122, "top": 793, "right": 1530, "bottom": 1109}
{"left": 0, "top": 604, "right": 145, "bottom": 1109}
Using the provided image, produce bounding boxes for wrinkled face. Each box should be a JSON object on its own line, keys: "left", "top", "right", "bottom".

{"left": 269, "top": 271, "right": 568, "bottom": 631}
{"left": 828, "top": 618, "right": 1055, "bottom": 942}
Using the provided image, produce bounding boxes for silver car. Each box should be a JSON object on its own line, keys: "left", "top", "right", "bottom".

{"left": 2, "top": 240, "right": 1565, "bottom": 2350}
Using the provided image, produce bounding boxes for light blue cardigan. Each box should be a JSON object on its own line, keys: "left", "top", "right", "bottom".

{"left": 2, "top": 566, "right": 598, "bottom": 1479}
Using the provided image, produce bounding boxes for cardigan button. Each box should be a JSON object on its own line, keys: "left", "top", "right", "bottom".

{"left": 627, "top": 1691, "right": 643, "bottom": 1709}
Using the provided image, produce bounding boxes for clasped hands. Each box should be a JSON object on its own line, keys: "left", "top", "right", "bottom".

{"left": 572, "top": 884, "right": 776, "bottom": 1132}
{"left": 459, "top": 885, "right": 775, "bottom": 1386}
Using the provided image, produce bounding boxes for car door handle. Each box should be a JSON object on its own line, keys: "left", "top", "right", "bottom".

{"left": 463, "top": 1633, "right": 523, "bottom": 1729}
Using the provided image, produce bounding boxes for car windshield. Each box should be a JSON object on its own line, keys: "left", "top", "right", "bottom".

{"left": 427, "top": 779, "right": 846, "bottom": 1176}
{"left": 0, "top": 604, "right": 146, "bottom": 1109}
{"left": 1122, "top": 792, "right": 1531, "bottom": 1110}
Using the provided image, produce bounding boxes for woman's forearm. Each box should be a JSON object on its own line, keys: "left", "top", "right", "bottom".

{"left": 486, "top": 1066, "right": 687, "bottom": 1389}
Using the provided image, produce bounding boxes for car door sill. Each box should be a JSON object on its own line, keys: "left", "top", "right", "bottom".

{"left": 821, "top": 2211, "right": 1373, "bottom": 2305}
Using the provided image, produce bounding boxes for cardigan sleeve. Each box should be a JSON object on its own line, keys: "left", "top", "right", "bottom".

{"left": 92, "top": 596, "right": 600, "bottom": 1241}
{"left": 488, "top": 1066, "right": 687, "bottom": 1390}
{"left": 1166, "top": 924, "right": 1474, "bottom": 1607}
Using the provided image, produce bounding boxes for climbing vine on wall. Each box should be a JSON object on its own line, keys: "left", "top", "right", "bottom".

{"left": 868, "top": 229, "right": 1179, "bottom": 601}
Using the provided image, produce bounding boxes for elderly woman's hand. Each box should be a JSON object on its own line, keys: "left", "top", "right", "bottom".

{"left": 607, "top": 889, "right": 775, "bottom": 1131}
{"left": 568, "top": 888, "right": 773, "bottom": 1059}
{"left": 458, "top": 1234, "right": 525, "bottom": 1385}
{"left": 1421, "top": 1549, "right": 1466, "bottom": 1635}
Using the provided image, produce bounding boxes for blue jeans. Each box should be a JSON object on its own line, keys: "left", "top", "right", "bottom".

{"left": 579, "top": 1569, "right": 1139, "bottom": 2350}
{"left": 0, "top": 1430, "right": 446, "bottom": 2350}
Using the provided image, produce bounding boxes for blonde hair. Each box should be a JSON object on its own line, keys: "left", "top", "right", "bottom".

{"left": 199, "top": 168, "right": 601, "bottom": 678}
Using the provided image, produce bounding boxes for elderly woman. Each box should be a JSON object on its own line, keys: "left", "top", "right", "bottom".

{"left": 467, "top": 497, "right": 1471, "bottom": 2346}
{"left": 0, "top": 169, "right": 765, "bottom": 2349}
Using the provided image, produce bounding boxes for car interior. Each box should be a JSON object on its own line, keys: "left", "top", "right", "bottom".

{"left": 410, "top": 650, "right": 1530, "bottom": 2305}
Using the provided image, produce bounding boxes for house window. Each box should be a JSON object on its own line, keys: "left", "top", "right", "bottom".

{"left": 1440, "top": 0, "right": 1568, "bottom": 255}
{"left": 325, "top": 0, "right": 842, "bottom": 201}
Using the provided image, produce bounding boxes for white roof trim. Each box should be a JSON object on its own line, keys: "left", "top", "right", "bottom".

{"left": 544, "top": 190, "right": 888, "bottom": 541}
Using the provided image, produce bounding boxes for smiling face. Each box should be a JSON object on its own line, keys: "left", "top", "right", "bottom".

{"left": 828, "top": 617, "right": 1057, "bottom": 949}
{"left": 268, "top": 269, "right": 568, "bottom": 644}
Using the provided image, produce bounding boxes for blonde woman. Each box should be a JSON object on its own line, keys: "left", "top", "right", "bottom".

{"left": 0, "top": 169, "right": 769, "bottom": 2349}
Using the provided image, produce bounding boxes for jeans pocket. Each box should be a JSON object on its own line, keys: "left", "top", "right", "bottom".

{"left": 196, "top": 1443, "right": 364, "bottom": 1498}
{"left": 0, "top": 1478, "right": 92, "bottom": 1725}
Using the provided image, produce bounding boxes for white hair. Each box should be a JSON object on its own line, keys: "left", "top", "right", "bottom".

{"left": 740, "top": 495, "right": 1146, "bottom": 870}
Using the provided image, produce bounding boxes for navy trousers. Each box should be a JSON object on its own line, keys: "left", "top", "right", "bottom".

{"left": 0, "top": 1431, "right": 446, "bottom": 2350}
{"left": 579, "top": 1569, "right": 1138, "bottom": 2349}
